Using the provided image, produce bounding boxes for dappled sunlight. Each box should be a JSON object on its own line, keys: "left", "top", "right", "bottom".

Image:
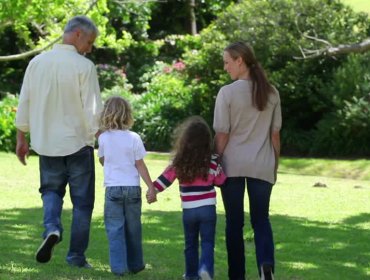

{"left": 1, "top": 151, "right": 369, "bottom": 279}
{"left": 281, "top": 261, "right": 318, "bottom": 270}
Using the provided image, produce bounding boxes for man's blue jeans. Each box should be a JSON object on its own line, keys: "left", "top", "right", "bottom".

{"left": 39, "top": 146, "right": 95, "bottom": 266}
{"left": 183, "top": 205, "right": 216, "bottom": 279}
{"left": 104, "top": 186, "right": 144, "bottom": 275}
{"left": 221, "top": 177, "right": 274, "bottom": 280}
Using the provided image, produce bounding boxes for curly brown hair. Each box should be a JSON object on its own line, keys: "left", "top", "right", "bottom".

{"left": 100, "top": 96, "right": 133, "bottom": 131}
{"left": 172, "top": 116, "right": 213, "bottom": 183}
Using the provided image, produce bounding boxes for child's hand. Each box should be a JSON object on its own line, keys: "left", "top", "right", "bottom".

{"left": 146, "top": 188, "right": 157, "bottom": 204}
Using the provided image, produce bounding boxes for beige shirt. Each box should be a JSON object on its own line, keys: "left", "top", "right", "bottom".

{"left": 213, "top": 80, "right": 282, "bottom": 184}
{"left": 16, "top": 44, "right": 102, "bottom": 156}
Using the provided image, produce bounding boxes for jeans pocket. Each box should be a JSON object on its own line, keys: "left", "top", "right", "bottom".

{"left": 105, "top": 187, "right": 123, "bottom": 201}
{"left": 127, "top": 187, "right": 141, "bottom": 204}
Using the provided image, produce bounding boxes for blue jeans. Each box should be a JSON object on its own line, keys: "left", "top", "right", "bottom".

{"left": 221, "top": 177, "right": 274, "bottom": 280}
{"left": 39, "top": 146, "right": 95, "bottom": 266}
{"left": 183, "top": 205, "right": 216, "bottom": 279}
{"left": 104, "top": 186, "right": 144, "bottom": 275}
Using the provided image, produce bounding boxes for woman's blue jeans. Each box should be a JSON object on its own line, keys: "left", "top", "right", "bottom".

{"left": 104, "top": 186, "right": 144, "bottom": 275}
{"left": 39, "top": 146, "right": 95, "bottom": 266}
{"left": 183, "top": 205, "right": 216, "bottom": 279}
{"left": 221, "top": 177, "right": 274, "bottom": 280}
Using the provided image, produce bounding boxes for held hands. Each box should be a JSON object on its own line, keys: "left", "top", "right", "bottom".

{"left": 146, "top": 187, "right": 157, "bottom": 204}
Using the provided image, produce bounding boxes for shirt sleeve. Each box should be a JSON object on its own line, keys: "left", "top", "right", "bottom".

{"left": 153, "top": 166, "right": 177, "bottom": 192}
{"left": 15, "top": 63, "right": 32, "bottom": 132}
{"left": 271, "top": 90, "right": 282, "bottom": 132}
{"left": 134, "top": 134, "right": 147, "bottom": 160}
{"left": 210, "top": 154, "right": 227, "bottom": 186}
{"left": 213, "top": 87, "right": 230, "bottom": 133}
{"left": 80, "top": 63, "right": 103, "bottom": 136}
{"left": 97, "top": 134, "right": 104, "bottom": 158}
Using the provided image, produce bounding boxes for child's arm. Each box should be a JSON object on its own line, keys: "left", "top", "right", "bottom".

{"left": 135, "top": 159, "right": 157, "bottom": 203}
{"left": 211, "top": 154, "right": 227, "bottom": 186}
{"left": 153, "top": 166, "right": 176, "bottom": 193}
{"left": 214, "top": 164, "right": 227, "bottom": 186}
{"left": 151, "top": 166, "right": 177, "bottom": 202}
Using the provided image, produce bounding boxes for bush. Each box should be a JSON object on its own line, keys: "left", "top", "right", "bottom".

{"left": 180, "top": 0, "right": 370, "bottom": 157}
{"left": 0, "top": 94, "right": 18, "bottom": 152}
{"left": 132, "top": 61, "right": 193, "bottom": 151}
{"left": 96, "top": 64, "right": 129, "bottom": 91}
{"left": 311, "top": 95, "right": 370, "bottom": 157}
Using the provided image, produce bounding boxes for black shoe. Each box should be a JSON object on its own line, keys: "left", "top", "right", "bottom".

{"left": 261, "top": 264, "right": 274, "bottom": 280}
{"left": 131, "top": 265, "right": 145, "bottom": 274}
{"left": 36, "top": 231, "right": 60, "bottom": 263}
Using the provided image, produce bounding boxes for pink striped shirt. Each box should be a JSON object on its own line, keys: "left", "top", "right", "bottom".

{"left": 153, "top": 154, "right": 226, "bottom": 209}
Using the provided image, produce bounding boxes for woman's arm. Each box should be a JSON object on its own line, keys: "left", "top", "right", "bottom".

{"left": 214, "top": 132, "right": 229, "bottom": 156}
{"left": 271, "top": 130, "right": 280, "bottom": 180}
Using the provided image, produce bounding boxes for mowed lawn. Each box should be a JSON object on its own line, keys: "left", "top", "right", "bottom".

{"left": 0, "top": 151, "right": 369, "bottom": 280}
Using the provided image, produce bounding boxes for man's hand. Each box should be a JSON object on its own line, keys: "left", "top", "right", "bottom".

{"left": 16, "top": 130, "right": 29, "bottom": 165}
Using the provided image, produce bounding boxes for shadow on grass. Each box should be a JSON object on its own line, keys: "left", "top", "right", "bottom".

{"left": 0, "top": 208, "right": 369, "bottom": 280}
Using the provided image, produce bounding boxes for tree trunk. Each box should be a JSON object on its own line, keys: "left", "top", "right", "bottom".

{"left": 189, "top": 0, "right": 197, "bottom": 35}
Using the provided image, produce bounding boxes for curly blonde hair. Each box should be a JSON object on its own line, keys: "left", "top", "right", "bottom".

{"left": 100, "top": 96, "right": 133, "bottom": 131}
{"left": 172, "top": 116, "right": 212, "bottom": 183}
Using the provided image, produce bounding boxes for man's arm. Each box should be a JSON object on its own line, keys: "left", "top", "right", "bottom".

{"left": 16, "top": 129, "right": 29, "bottom": 165}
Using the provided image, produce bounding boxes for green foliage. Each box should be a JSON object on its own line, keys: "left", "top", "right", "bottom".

{"left": 309, "top": 53, "right": 370, "bottom": 156}
{"left": 312, "top": 96, "right": 370, "bottom": 157}
{"left": 122, "top": 40, "right": 162, "bottom": 93}
{"left": 180, "top": 0, "right": 370, "bottom": 156}
{"left": 132, "top": 61, "right": 192, "bottom": 151}
{"left": 96, "top": 64, "right": 132, "bottom": 92}
{"left": 0, "top": 95, "right": 18, "bottom": 152}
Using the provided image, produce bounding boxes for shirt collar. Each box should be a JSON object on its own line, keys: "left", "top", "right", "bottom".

{"left": 53, "top": 44, "right": 78, "bottom": 53}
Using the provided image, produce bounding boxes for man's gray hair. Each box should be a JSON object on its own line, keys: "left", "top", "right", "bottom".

{"left": 64, "top": 16, "right": 99, "bottom": 35}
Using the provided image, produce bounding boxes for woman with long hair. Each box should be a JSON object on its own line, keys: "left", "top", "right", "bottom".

{"left": 213, "top": 42, "right": 282, "bottom": 280}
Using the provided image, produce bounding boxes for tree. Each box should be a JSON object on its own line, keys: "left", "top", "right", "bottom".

{"left": 295, "top": 37, "right": 370, "bottom": 59}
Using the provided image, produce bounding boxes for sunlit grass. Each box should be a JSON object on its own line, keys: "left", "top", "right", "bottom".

{"left": 0, "top": 151, "right": 369, "bottom": 279}
{"left": 341, "top": 0, "right": 370, "bottom": 14}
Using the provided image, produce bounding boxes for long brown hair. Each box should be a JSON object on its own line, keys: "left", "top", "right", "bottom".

{"left": 172, "top": 116, "right": 212, "bottom": 183}
{"left": 224, "top": 42, "right": 274, "bottom": 111}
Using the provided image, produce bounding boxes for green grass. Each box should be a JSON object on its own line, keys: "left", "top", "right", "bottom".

{"left": 0, "top": 151, "right": 369, "bottom": 279}
{"left": 341, "top": 0, "right": 370, "bottom": 14}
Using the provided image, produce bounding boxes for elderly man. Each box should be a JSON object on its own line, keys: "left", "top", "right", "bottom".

{"left": 15, "top": 15, "right": 102, "bottom": 267}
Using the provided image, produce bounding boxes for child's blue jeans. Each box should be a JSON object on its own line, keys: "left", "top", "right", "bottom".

{"left": 104, "top": 186, "right": 144, "bottom": 275}
{"left": 183, "top": 205, "right": 216, "bottom": 279}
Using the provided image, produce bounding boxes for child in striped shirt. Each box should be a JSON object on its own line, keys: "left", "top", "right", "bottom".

{"left": 150, "top": 116, "right": 226, "bottom": 280}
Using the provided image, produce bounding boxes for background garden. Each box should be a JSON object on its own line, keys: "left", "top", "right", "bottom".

{"left": 0, "top": 0, "right": 369, "bottom": 279}
{"left": 0, "top": 0, "right": 369, "bottom": 156}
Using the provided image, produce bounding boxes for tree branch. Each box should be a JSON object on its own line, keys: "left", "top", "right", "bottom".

{"left": 0, "top": 0, "right": 99, "bottom": 62}
{"left": 294, "top": 38, "right": 370, "bottom": 59}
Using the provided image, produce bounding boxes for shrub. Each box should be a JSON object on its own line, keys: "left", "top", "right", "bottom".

{"left": 132, "top": 61, "right": 193, "bottom": 151}
{"left": 180, "top": 0, "right": 370, "bottom": 156}
{"left": 96, "top": 64, "right": 129, "bottom": 91}
{"left": 0, "top": 94, "right": 18, "bottom": 152}
{"left": 311, "top": 95, "right": 370, "bottom": 157}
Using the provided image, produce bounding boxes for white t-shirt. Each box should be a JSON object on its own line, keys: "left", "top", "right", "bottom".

{"left": 98, "top": 130, "right": 146, "bottom": 187}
